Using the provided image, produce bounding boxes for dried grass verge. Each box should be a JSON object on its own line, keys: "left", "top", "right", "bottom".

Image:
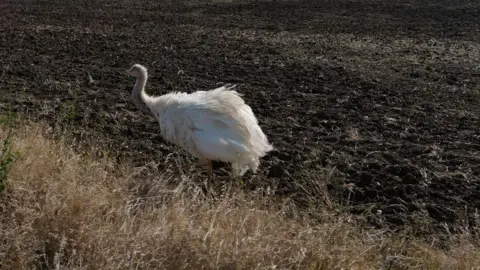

{"left": 1, "top": 122, "right": 479, "bottom": 269}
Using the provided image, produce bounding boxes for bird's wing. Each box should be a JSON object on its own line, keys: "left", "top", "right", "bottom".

{"left": 157, "top": 102, "right": 203, "bottom": 158}
{"left": 176, "top": 97, "right": 254, "bottom": 162}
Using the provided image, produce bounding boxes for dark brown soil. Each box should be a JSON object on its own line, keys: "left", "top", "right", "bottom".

{"left": 1, "top": 0, "right": 480, "bottom": 234}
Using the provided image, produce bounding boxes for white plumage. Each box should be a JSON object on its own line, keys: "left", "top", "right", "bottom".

{"left": 126, "top": 64, "right": 273, "bottom": 179}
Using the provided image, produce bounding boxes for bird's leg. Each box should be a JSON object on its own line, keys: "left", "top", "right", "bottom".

{"left": 207, "top": 159, "right": 213, "bottom": 182}
{"left": 196, "top": 159, "right": 209, "bottom": 167}
{"left": 200, "top": 160, "right": 214, "bottom": 198}
{"left": 202, "top": 159, "right": 213, "bottom": 194}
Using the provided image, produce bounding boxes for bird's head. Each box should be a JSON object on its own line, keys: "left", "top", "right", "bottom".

{"left": 126, "top": 64, "right": 147, "bottom": 77}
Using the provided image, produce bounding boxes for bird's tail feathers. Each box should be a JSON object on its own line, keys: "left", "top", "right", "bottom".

{"left": 211, "top": 84, "right": 240, "bottom": 95}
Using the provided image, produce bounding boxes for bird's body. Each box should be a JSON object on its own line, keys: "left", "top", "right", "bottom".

{"left": 127, "top": 64, "right": 273, "bottom": 179}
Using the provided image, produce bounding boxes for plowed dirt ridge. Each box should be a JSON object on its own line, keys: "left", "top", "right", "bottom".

{"left": 1, "top": 0, "right": 480, "bottom": 234}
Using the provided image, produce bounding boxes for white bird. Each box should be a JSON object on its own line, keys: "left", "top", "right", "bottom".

{"left": 126, "top": 64, "right": 273, "bottom": 180}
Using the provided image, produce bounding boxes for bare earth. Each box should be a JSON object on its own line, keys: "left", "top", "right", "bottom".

{"left": 1, "top": 0, "right": 479, "bottom": 234}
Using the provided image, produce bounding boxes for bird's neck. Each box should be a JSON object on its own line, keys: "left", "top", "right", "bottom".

{"left": 132, "top": 71, "right": 152, "bottom": 114}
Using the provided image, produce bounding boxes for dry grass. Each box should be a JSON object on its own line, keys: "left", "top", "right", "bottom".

{"left": 1, "top": 122, "right": 480, "bottom": 269}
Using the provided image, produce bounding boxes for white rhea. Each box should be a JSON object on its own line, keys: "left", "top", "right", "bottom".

{"left": 126, "top": 64, "right": 273, "bottom": 180}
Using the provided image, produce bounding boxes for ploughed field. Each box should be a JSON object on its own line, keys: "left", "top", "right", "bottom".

{"left": 1, "top": 0, "right": 479, "bottom": 234}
